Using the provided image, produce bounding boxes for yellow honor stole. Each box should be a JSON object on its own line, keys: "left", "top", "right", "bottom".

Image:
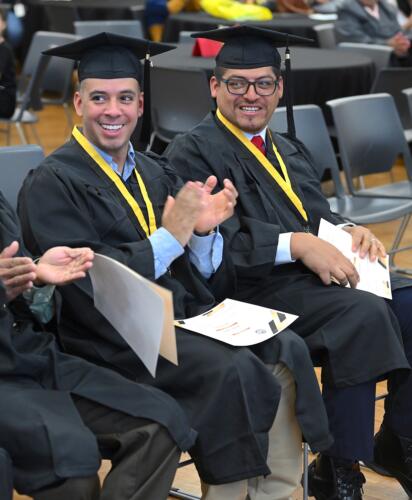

{"left": 216, "top": 109, "right": 308, "bottom": 223}
{"left": 72, "top": 126, "right": 157, "bottom": 238}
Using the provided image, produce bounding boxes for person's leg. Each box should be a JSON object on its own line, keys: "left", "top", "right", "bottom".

{"left": 322, "top": 381, "right": 376, "bottom": 463}
{"left": 371, "top": 287, "right": 412, "bottom": 496}
{"left": 307, "top": 381, "right": 376, "bottom": 499}
{"left": 247, "top": 363, "right": 302, "bottom": 500}
{"left": 201, "top": 481, "right": 248, "bottom": 500}
{"left": 385, "top": 287, "right": 412, "bottom": 438}
{"left": 73, "top": 395, "right": 180, "bottom": 500}
{"left": 32, "top": 476, "right": 100, "bottom": 500}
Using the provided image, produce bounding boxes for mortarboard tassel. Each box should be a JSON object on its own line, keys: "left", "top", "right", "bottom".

{"left": 140, "top": 51, "right": 152, "bottom": 150}
{"left": 284, "top": 41, "right": 296, "bottom": 139}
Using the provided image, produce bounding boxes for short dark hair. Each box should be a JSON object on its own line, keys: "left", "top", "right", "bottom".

{"left": 214, "top": 65, "right": 281, "bottom": 81}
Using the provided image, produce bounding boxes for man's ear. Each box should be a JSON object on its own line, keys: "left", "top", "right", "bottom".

{"left": 137, "top": 91, "right": 144, "bottom": 118}
{"left": 210, "top": 76, "right": 219, "bottom": 99}
{"left": 277, "top": 77, "right": 284, "bottom": 99}
{"left": 73, "top": 91, "right": 83, "bottom": 117}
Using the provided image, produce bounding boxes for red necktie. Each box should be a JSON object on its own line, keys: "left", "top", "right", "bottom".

{"left": 251, "top": 135, "right": 266, "bottom": 156}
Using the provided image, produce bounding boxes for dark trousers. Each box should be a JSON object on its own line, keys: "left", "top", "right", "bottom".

{"left": 386, "top": 287, "right": 412, "bottom": 438}
{"left": 0, "top": 448, "right": 13, "bottom": 500}
{"left": 321, "top": 286, "right": 412, "bottom": 461}
{"left": 322, "top": 381, "right": 376, "bottom": 462}
{"left": 32, "top": 396, "right": 180, "bottom": 500}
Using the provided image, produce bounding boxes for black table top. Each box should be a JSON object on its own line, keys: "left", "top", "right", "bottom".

{"left": 154, "top": 43, "right": 370, "bottom": 74}
{"left": 153, "top": 43, "right": 374, "bottom": 109}
{"left": 27, "top": 0, "right": 143, "bottom": 7}
{"left": 163, "top": 11, "right": 336, "bottom": 43}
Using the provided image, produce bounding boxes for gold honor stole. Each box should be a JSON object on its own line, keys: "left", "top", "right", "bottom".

{"left": 72, "top": 126, "right": 157, "bottom": 238}
{"left": 216, "top": 109, "right": 308, "bottom": 222}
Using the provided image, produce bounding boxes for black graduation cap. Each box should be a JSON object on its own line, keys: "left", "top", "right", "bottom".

{"left": 42, "top": 32, "right": 176, "bottom": 147}
{"left": 191, "top": 25, "right": 314, "bottom": 137}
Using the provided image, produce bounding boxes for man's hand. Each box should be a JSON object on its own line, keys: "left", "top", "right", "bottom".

{"left": 291, "top": 233, "right": 359, "bottom": 287}
{"left": 36, "top": 247, "right": 94, "bottom": 286}
{"left": 343, "top": 225, "right": 386, "bottom": 262}
{"left": 162, "top": 182, "right": 206, "bottom": 247}
{"left": 194, "top": 177, "right": 238, "bottom": 235}
{"left": 388, "top": 32, "right": 411, "bottom": 56}
{"left": 0, "top": 241, "right": 37, "bottom": 301}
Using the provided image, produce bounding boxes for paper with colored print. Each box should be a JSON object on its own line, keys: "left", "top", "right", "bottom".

{"left": 175, "top": 298, "right": 298, "bottom": 346}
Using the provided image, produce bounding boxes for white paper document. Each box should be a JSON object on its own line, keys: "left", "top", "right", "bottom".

{"left": 318, "top": 219, "right": 392, "bottom": 299}
{"left": 89, "top": 254, "right": 177, "bottom": 377}
{"left": 175, "top": 298, "right": 298, "bottom": 346}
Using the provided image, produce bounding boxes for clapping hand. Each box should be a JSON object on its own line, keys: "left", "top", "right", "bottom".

{"left": 194, "top": 176, "right": 238, "bottom": 235}
{"left": 36, "top": 247, "right": 94, "bottom": 286}
{"left": 0, "top": 241, "right": 36, "bottom": 301}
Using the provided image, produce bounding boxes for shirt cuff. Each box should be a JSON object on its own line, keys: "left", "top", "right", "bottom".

{"left": 188, "top": 228, "right": 223, "bottom": 279}
{"left": 275, "top": 232, "right": 295, "bottom": 265}
{"left": 149, "top": 227, "right": 184, "bottom": 279}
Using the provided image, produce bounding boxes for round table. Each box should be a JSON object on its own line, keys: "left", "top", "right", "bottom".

{"left": 153, "top": 43, "right": 374, "bottom": 110}
{"left": 163, "top": 11, "right": 336, "bottom": 43}
{"left": 25, "top": 0, "right": 144, "bottom": 34}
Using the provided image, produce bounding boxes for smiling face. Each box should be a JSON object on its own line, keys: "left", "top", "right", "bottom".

{"left": 210, "top": 66, "right": 283, "bottom": 134}
{"left": 73, "top": 77, "right": 143, "bottom": 167}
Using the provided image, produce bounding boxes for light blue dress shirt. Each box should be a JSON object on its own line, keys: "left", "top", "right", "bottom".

{"left": 94, "top": 143, "right": 223, "bottom": 279}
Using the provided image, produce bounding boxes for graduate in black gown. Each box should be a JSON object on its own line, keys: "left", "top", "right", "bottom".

{"left": 17, "top": 33, "right": 338, "bottom": 499}
{"left": 0, "top": 190, "right": 190, "bottom": 500}
{"left": 165, "top": 25, "right": 412, "bottom": 500}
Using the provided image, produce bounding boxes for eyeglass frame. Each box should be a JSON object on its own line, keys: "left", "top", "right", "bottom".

{"left": 219, "top": 76, "right": 281, "bottom": 96}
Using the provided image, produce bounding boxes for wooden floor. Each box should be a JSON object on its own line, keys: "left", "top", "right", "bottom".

{"left": 4, "top": 104, "right": 412, "bottom": 500}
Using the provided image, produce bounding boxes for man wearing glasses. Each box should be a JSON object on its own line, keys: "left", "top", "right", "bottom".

{"left": 166, "top": 25, "right": 412, "bottom": 500}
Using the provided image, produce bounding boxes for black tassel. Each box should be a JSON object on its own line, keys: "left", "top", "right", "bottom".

{"left": 284, "top": 42, "right": 296, "bottom": 139}
{"left": 140, "top": 52, "right": 152, "bottom": 150}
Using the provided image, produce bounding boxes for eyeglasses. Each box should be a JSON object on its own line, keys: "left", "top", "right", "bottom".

{"left": 220, "top": 77, "right": 280, "bottom": 96}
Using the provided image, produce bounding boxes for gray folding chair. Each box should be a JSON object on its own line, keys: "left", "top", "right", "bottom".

{"left": 313, "top": 23, "right": 336, "bottom": 48}
{"left": 371, "top": 67, "right": 412, "bottom": 141}
{"left": 337, "top": 42, "right": 392, "bottom": 74}
{"left": 271, "top": 103, "right": 412, "bottom": 271}
{"left": 17, "top": 31, "right": 78, "bottom": 130}
{"left": 403, "top": 87, "right": 412, "bottom": 126}
{"left": 150, "top": 67, "right": 214, "bottom": 147}
{"left": 327, "top": 93, "right": 412, "bottom": 200}
{"left": 0, "top": 144, "right": 44, "bottom": 210}
{"left": 74, "top": 20, "right": 144, "bottom": 39}
{"left": 0, "top": 54, "right": 51, "bottom": 146}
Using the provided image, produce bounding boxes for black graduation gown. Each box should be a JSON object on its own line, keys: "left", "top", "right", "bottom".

{"left": 18, "top": 138, "right": 325, "bottom": 484}
{"left": 0, "top": 448, "right": 12, "bottom": 500}
{"left": 0, "top": 191, "right": 196, "bottom": 495}
{"left": 165, "top": 112, "right": 410, "bottom": 388}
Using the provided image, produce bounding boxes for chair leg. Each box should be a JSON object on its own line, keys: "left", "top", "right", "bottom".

{"left": 388, "top": 214, "right": 412, "bottom": 274}
{"left": 15, "top": 123, "right": 28, "bottom": 144}
{"left": 30, "top": 124, "right": 42, "bottom": 148}
{"left": 169, "top": 487, "right": 200, "bottom": 499}
{"left": 302, "top": 442, "right": 309, "bottom": 500}
{"left": 6, "top": 124, "right": 11, "bottom": 145}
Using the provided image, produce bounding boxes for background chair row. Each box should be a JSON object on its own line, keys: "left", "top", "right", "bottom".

{"left": 271, "top": 96, "right": 412, "bottom": 273}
